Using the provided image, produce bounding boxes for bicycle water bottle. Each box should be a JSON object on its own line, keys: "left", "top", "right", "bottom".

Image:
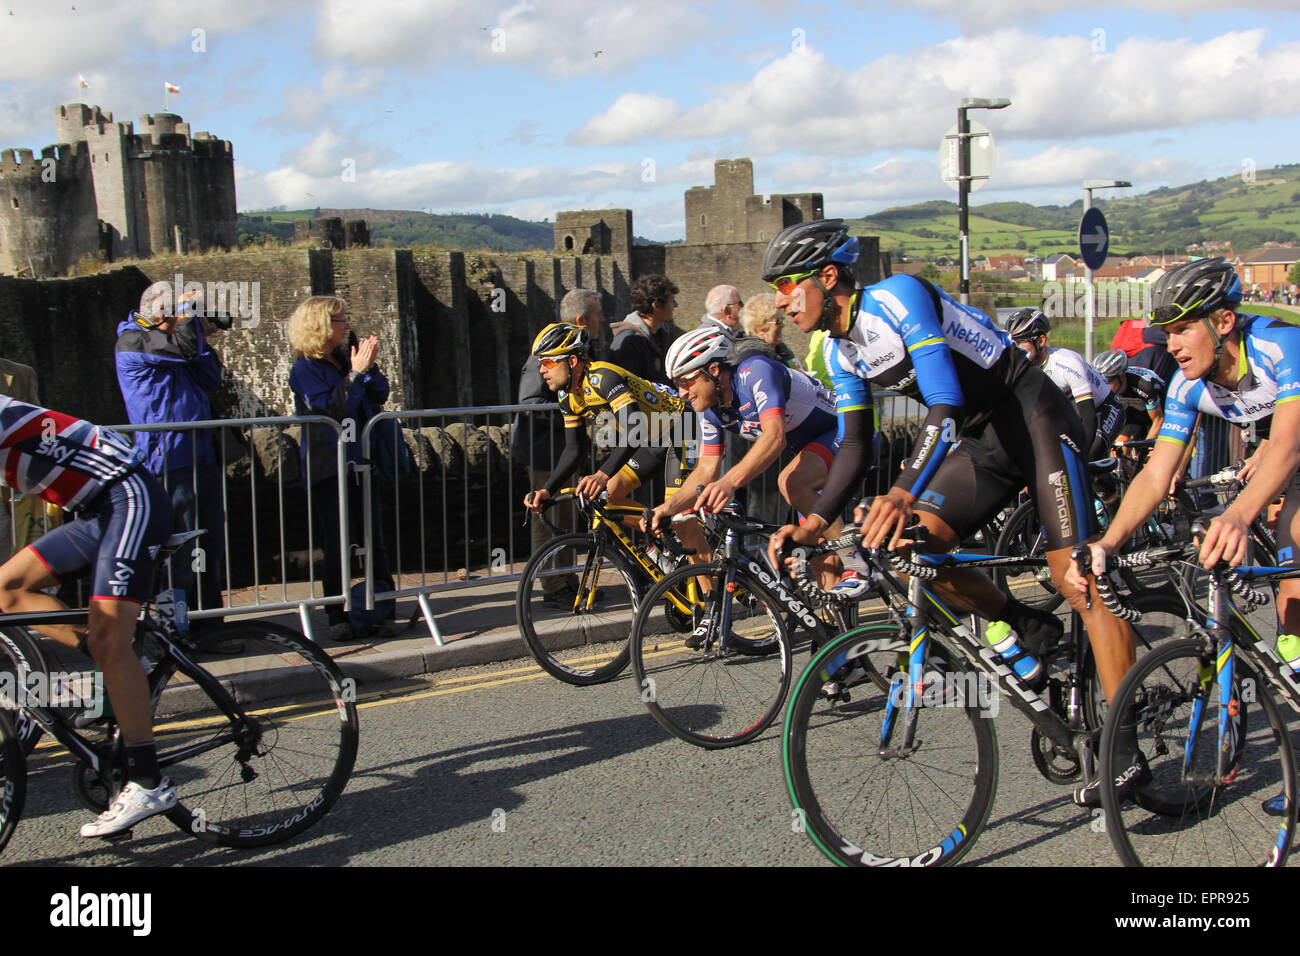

{"left": 644, "top": 543, "right": 675, "bottom": 574}
{"left": 1278, "top": 633, "right": 1300, "bottom": 675}
{"left": 985, "top": 620, "right": 1044, "bottom": 688}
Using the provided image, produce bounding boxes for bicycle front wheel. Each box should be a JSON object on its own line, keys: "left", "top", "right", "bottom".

{"left": 1099, "top": 637, "right": 1296, "bottom": 867}
{"left": 631, "top": 562, "right": 792, "bottom": 748}
{"left": 0, "top": 625, "right": 49, "bottom": 755}
{"left": 783, "top": 624, "right": 999, "bottom": 866}
{"left": 0, "top": 709, "right": 25, "bottom": 855}
{"left": 155, "top": 620, "right": 359, "bottom": 848}
{"left": 516, "top": 531, "right": 641, "bottom": 685}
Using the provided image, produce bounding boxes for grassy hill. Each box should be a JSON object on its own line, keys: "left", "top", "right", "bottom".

{"left": 847, "top": 164, "right": 1300, "bottom": 260}
{"left": 237, "top": 209, "right": 556, "bottom": 252}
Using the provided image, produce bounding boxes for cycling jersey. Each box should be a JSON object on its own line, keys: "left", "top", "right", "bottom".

{"left": 1041, "top": 347, "right": 1111, "bottom": 408}
{"left": 1119, "top": 366, "right": 1166, "bottom": 412}
{"left": 0, "top": 397, "right": 170, "bottom": 603}
{"left": 823, "top": 274, "right": 1022, "bottom": 498}
{"left": 544, "top": 361, "right": 694, "bottom": 496}
{"left": 0, "top": 397, "right": 144, "bottom": 510}
{"left": 699, "top": 354, "right": 839, "bottom": 463}
{"left": 1157, "top": 313, "right": 1300, "bottom": 446}
{"left": 817, "top": 274, "right": 1092, "bottom": 547}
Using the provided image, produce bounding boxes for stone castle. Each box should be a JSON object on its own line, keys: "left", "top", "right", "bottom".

{"left": 0, "top": 103, "right": 237, "bottom": 277}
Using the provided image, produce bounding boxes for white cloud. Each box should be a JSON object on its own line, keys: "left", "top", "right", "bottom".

{"left": 315, "top": 0, "right": 695, "bottom": 76}
{"left": 260, "top": 65, "right": 386, "bottom": 132}
{"left": 570, "top": 30, "right": 1300, "bottom": 155}
{"left": 855, "top": 0, "right": 1300, "bottom": 32}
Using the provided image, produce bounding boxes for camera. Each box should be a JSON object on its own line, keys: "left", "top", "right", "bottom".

{"left": 208, "top": 313, "right": 235, "bottom": 330}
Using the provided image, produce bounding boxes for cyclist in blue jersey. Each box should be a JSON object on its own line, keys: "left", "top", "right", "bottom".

{"left": 1006, "top": 308, "right": 1125, "bottom": 459}
{"left": 0, "top": 397, "right": 177, "bottom": 836}
{"left": 1065, "top": 257, "right": 1300, "bottom": 805}
{"left": 651, "top": 326, "right": 850, "bottom": 601}
{"left": 761, "top": 220, "right": 1135, "bottom": 777}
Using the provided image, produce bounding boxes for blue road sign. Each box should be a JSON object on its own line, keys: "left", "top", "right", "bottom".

{"left": 1078, "top": 207, "right": 1109, "bottom": 270}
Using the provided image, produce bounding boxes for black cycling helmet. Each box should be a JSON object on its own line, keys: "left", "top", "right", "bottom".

{"left": 1149, "top": 257, "right": 1243, "bottom": 326}
{"left": 1149, "top": 257, "right": 1243, "bottom": 365}
{"left": 761, "top": 219, "right": 860, "bottom": 332}
{"left": 1005, "top": 307, "right": 1051, "bottom": 340}
{"left": 531, "top": 322, "right": 590, "bottom": 359}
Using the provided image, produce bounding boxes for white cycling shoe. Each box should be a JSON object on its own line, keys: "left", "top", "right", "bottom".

{"left": 80, "top": 778, "right": 177, "bottom": 838}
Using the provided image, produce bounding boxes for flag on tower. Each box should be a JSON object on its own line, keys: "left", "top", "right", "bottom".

{"left": 78, "top": 75, "right": 88, "bottom": 89}
{"left": 165, "top": 82, "right": 180, "bottom": 94}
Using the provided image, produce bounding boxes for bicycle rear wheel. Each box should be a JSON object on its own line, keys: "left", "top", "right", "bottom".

{"left": 1099, "top": 637, "right": 1296, "bottom": 867}
{"left": 783, "top": 624, "right": 998, "bottom": 866}
{"left": 0, "top": 709, "right": 25, "bottom": 854}
{"left": 631, "top": 562, "right": 791, "bottom": 748}
{"left": 154, "top": 620, "right": 359, "bottom": 848}
{"left": 991, "top": 500, "right": 1063, "bottom": 612}
{"left": 516, "top": 531, "right": 641, "bottom": 685}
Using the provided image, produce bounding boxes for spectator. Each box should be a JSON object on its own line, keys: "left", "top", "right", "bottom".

{"left": 115, "top": 283, "right": 226, "bottom": 615}
{"left": 700, "top": 285, "right": 743, "bottom": 339}
{"left": 511, "top": 289, "right": 604, "bottom": 598}
{"left": 609, "top": 274, "right": 681, "bottom": 386}
{"left": 287, "top": 296, "right": 400, "bottom": 643}
{"left": 740, "top": 293, "right": 805, "bottom": 370}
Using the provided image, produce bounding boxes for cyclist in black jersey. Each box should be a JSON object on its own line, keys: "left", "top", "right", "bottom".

{"left": 760, "top": 221, "right": 1136, "bottom": 768}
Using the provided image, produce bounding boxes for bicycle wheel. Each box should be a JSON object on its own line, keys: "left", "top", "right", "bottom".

{"left": 1099, "top": 637, "right": 1296, "bottom": 867}
{"left": 630, "top": 562, "right": 792, "bottom": 748}
{"left": 153, "top": 620, "right": 359, "bottom": 848}
{"left": 0, "top": 709, "right": 25, "bottom": 854}
{"left": 0, "top": 625, "right": 49, "bottom": 755}
{"left": 516, "top": 531, "right": 641, "bottom": 685}
{"left": 991, "top": 499, "right": 1063, "bottom": 613}
{"left": 783, "top": 624, "right": 998, "bottom": 866}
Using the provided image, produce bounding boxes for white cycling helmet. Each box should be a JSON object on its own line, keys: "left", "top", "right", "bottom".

{"left": 665, "top": 326, "right": 733, "bottom": 380}
{"left": 1092, "top": 348, "right": 1128, "bottom": 379}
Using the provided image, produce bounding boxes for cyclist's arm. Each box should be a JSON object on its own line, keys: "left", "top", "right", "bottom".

{"left": 1076, "top": 395, "right": 1097, "bottom": 444}
{"left": 1220, "top": 402, "right": 1300, "bottom": 528}
{"left": 1142, "top": 403, "right": 1164, "bottom": 442}
{"left": 542, "top": 421, "right": 589, "bottom": 496}
{"left": 724, "top": 416, "right": 787, "bottom": 488}
{"left": 811, "top": 358, "right": 875, "bottom": 527}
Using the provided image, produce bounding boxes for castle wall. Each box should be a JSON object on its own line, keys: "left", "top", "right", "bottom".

{"left": 0, "top": 144, "right": 97, "bottom": 276}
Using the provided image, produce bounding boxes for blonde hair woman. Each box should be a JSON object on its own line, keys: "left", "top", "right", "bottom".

{"left": 740, "top": 293, "right": 805, "bottom": 370}
{"left": 287, "top": 296, "right": 399, "bottom": 642}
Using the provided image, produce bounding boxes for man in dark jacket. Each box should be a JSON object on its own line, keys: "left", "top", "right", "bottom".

{"left": 115, "top": 284, "right": 226, "bottom": 615}
{"left": 608, "top": 274, "right": 681, "bottom": 387}
{"left": 512, "top": 289, "right": 604, "bottom": 596}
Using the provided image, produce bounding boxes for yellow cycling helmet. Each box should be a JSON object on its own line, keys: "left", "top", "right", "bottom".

{"left": 531, "top": 322, "right": 590, "bottom": 359}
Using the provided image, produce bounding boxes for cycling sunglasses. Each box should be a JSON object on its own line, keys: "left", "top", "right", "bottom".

{"left": 768, "top": 269, "right": 821, "bottom": 295}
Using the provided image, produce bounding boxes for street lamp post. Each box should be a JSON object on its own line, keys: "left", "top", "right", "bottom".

{"left": 957, "top": 97, "right": 1010, "bottom": 305}
{"left": 1081, "top": 179, "right": 1131, "bottom": 362}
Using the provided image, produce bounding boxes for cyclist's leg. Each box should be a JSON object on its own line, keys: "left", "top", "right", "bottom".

{"left": 1273, "top": 475, "right": 1300, "bottom": 634}
{"left": 778, "top": 442, "right": 841, "bottom": 589}
{"left": 0, "top": 546, "right": 78, "bottom": 646}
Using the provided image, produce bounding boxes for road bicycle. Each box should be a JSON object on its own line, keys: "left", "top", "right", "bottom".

{"left": 1095, "top": 530, "right": 1300, "bottom": 866}
{"left": 782, "top": 527, "right": 1190, "bottom": 866}
{"left": 628, "top": 505, "right": 862, "bottom": 748}
{"left": 516, "top": 491, "right": 709, "bottom": 685}
{"left": 0, "top": 529, "right": 358, "bottom": 851}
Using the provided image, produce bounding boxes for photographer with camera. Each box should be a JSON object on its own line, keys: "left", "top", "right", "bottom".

{"left": 115, "top": 282, "right": 228, "bottom": 617}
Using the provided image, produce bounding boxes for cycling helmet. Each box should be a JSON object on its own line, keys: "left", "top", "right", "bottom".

{"left": 1149, "top": 257, "right": 1243, "bottom": 326}
{"left": 760, "top": 220, "right": 860, "bottom": 333}
{"left": 531, "top": 323, "right": 589, "bottom": 359}
{"left": 665, "top": 326, "right": 732, "bottom": 381}
{"left": 1092, "top": 348, "right": 1128, "bottom": 379}
{"left": 760, "top": 219, "right": 860, "bottom": 283}
{"left": 1005, "top": 308, "right": 1051, "bottom": 340}
{"left": 1149, "top": 257, "right": 1244, "bottom": 365}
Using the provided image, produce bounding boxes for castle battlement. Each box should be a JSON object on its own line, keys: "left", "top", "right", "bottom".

{"left": 1, "top": 103, "right": 237, "bottom": 276}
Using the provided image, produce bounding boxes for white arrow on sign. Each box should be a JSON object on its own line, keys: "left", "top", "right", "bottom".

{"left": 1081, "top": 226, "right": 1108, "bottom": 248}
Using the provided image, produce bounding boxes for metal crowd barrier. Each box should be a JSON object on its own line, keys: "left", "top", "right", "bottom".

{"left": 107, "top": 415, "right": 349, "bottom": 638}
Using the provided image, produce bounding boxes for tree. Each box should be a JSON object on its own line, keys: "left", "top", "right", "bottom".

{"left": 1289, "top": 260, "right": 1300, "bottom": 287}
{"left": 918, "top": 263, "right": 941, "bottom": 283}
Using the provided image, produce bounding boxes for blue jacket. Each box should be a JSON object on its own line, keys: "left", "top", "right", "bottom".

{"left": 115, "top": 312, "right": 223, "bottom": 475}
{"left": 289, "top": 351, "right": 391, "bottom": 484}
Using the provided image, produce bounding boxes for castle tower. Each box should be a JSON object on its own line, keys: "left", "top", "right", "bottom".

{"left": 0, "top": 143, "right": 96, "bottom": 276}
{"left": 685, "top": 157, "right": 823, "bottom": 244}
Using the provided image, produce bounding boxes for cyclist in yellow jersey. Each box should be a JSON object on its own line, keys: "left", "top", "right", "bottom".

{"left": 522, "top": 324, "right": 707, "bottom": 557}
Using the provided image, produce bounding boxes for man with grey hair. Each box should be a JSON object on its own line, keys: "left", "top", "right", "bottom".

{"left": 116, "top": 282, "right": 227, "bottom": 619}
{"left": 700, "top": 285, "right": 743, "bottom": 338}
{"left": 511, "top": 289, "right": 606, "bottom": 600}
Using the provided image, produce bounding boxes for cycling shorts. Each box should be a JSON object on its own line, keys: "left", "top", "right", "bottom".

{"left": 1269, "top": 471, "right": 1300, "bottom": 567}
{"left": 28, "top": 470, "right": 173, "bottom": 604}
{"left": 913, "top": 365, "right": 1094, "bottom": 551}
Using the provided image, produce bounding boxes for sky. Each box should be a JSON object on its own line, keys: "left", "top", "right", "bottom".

{"left": 1, "top": 0, "right": 1297, "bottom": 241}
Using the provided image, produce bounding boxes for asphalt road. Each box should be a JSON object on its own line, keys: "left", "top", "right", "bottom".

{"left": 5, "top": 646, "right": 1138, "bottom": 868}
